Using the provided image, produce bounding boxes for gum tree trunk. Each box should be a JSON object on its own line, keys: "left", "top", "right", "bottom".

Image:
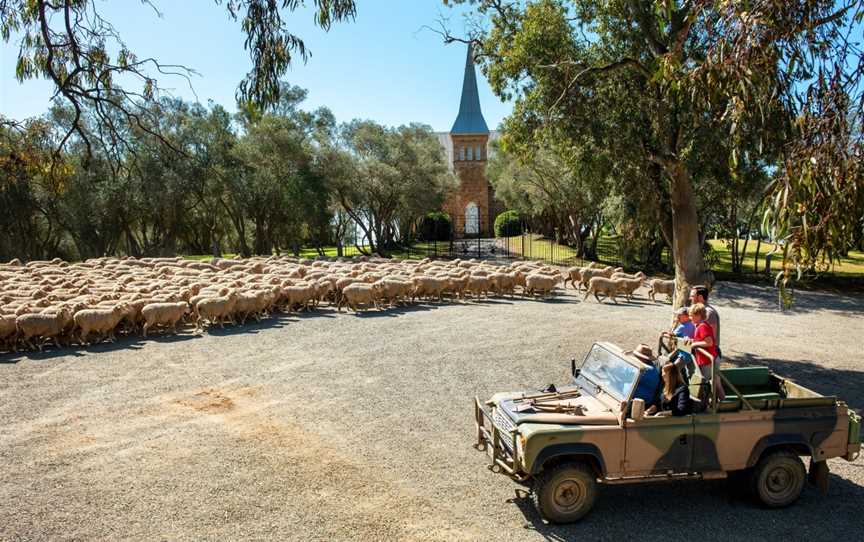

{"left": 668, "top": 163, "right": 707, "bottom": 308}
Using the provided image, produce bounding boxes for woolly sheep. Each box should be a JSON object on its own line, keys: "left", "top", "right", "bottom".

{"left": 524, "top": 273, "right": 560, "bottom": 298}
{"left": 338, "top": 283, "right": 381, "bottom": 312}
{"left": 196, "top": 292, "right": 239, "bottom": 331}
{"left": 584, "top": 276, "right": 624, "bottom": 304}
{"left": 615, "top": 277, "right": 644, "bottom": 301}
{"left": 16, "top": 308, "right": 72, "bottom": 351}
{"left": 73, "top": 304, "right": 128, "bottom": 344}
{"left": 647, "top": 279, "right": 676, "bottom": 302}
{"left": 141, "top": 301, "right": 190, "bottom": 336}
{"left": 563, "top": 267, "right": 583, "bottom": 290}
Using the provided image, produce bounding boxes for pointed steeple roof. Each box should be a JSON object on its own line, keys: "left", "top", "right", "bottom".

{"left": 450, "top": 43, "right": 489, "bottom": 135}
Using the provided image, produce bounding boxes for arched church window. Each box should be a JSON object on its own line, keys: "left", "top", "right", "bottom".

{"left": 467, "top": 146, "right": 473, "bottom": 161}
{"left": 459, "top": 146, "right": 465, "bottom": 161}
{"left": 475, "top": 145, "right": 482, "bottom": 160}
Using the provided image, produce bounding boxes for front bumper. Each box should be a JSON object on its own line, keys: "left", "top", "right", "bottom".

{"left": 474, "top": 396, "right": 526, "bottom": 480}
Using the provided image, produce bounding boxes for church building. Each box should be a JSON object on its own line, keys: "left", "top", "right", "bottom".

{"left": 436, "top": 44, "right": 500, "bottom": 237}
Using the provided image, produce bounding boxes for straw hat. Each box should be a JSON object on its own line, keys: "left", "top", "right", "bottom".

{"left": 632, "top": 344, "right": 655, "bottom": 364}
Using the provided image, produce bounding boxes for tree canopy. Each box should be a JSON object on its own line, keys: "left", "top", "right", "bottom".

{"left": 448, "top": 0, "right": 863, "bottom": 304}
{"left": 0, "top": 0, "right": 356, "bottom": 157}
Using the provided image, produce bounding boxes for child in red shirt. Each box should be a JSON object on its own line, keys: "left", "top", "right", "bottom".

{"left": 686, "top": 303, "right": 725, "bottom": 401}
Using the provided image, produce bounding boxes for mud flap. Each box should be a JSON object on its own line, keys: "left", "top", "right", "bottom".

{"left": 808, "top": 458, "right": 830, "bottom": 495}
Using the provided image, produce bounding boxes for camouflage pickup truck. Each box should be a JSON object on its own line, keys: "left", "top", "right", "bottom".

{"left": 473, "top": 342, "right": 861, "bottom": 523}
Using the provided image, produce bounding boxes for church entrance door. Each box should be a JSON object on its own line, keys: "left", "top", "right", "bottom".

{"left": 465, "top": 202, "right": 479, "bottom": 235}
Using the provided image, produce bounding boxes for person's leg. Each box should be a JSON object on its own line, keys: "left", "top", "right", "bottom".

{"left": 697, "top": 363, "right": 712, "bottom": 406}
{"left": 713, "top": 358, "right": 725, "bottom": 401}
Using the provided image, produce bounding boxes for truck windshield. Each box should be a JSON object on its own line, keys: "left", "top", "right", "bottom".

{"left": 574, "top": 344, "right": 641, "bottom": 402}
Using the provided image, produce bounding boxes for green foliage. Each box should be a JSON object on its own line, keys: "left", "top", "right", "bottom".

{"left": 333, "top": 120, "right": 456, "bottom": 255}
{"left": 494, "top": 210, "right": 523, "bottom": 238}
{"left": 419, "top": 212, "right": 452, "bottom": 242}
{"left": 0, "top": 85, "right": 457, "bottom": 261}
{"left": 0, "top": 0, "right": 357, "bottom": 157}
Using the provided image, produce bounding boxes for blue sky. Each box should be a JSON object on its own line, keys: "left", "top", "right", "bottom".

{"left": 0, "top": 0, "right": 512, "bottom": 132}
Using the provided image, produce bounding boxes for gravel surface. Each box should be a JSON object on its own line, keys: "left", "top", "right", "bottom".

{"left": 2, "top": 282, "right": 863, "bottom": 541}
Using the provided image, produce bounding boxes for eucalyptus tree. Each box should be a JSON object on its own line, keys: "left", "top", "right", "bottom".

{"left": 448, "top": 0, "right": 861, "bottom": 304}
{"left": 1, "top": 0, "right": 356, "bottom": 158}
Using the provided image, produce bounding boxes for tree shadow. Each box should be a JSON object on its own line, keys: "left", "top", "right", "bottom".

{"left": 728, "top": 353, "right": 864, "bottom": 412}
{"left": 507, "top": 473, "right": 864, "bottom": 541}
{"left": 716, "top": 282, "right": 864, "bottom": 317}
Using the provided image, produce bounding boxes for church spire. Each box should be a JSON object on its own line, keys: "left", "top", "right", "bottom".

{"left": 450, "top": 43, "right": 489, "bottom": 135}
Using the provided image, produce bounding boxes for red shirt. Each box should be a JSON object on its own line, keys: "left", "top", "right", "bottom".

{"left": 693, "top": 322, "right": 717, "bottom": 366}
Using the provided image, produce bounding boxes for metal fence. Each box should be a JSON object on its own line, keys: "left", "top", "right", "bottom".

{"left": 380, "top": 215, "right": 592, "bottom": 266}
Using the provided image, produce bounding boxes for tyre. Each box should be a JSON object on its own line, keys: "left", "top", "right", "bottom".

{"left": 750, "top": 449, "right": 806, "bottom": 508}
{"left": 532, "top": 462, "right": 598, "bottom": 523}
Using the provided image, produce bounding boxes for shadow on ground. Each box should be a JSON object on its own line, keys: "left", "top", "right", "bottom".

{"left": 507, "top": 472, "right": 864, "bottom": 541}
{"left": 717, "top": 282, "right": 864, "bottom": 317}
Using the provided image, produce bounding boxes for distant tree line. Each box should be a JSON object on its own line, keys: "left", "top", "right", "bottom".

{"left": 0, "top": 84, "right": 455, "bottom": 261}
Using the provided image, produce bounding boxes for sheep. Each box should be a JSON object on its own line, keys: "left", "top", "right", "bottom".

{"left": 337, "top": 283, "right": 381, "bottom": 312}
{"left": 488, "top": 271, "right": 517, "bottom": 297}
{"left": 611, "top": 270, "right": 647, "bottom": 281}
{"left": 411, "top": 276, "right": 448, "bottom": 302}
{"left": 563, "top": 267, "right": 583, "bottom": 290}
{"left": 73, "top": 304, "right": 128, "bottom": 344}
{"left": 584, "top": 277, "right": 623, "bottom": 304}
{"left": 282, "top": 283, "right": 318, "bottom": 313}
{"left": 141, "top": 302, "right": 190, "bottom": 336}
{"left": 373, "top": 279, "right": 412, "bottom": 307}
{"left": 444, "top": 274, "right": 469, "bottom": 300}
{"left": 465, "top": 275, "right": 491, "bottom": 299}
{"left": 577, "top": 267, "right": 605, "bottom": 291}
{"left": 195, "top": 292, "right": 239, "bottom": 330}
{"left": 16, "top": 308, "right": 72, "bottom": 351}
{"left": 615, "top": 277, "right": 644, "bottom": 301}
{"left": 647, "top": 279, "right": 676, "bottom": 302}
{"left": 0, "top": 314, "right": 17, "bottom": 351}
{"left": 524, "top": 273, "right": 560, "bottom": 298}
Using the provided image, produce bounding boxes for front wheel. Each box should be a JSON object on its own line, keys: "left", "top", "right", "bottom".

{"left": 750, "top": 450, "right": 806, "bottom": 508}
{"left": 532, "top": 462, "right": 598, "bottom": 523}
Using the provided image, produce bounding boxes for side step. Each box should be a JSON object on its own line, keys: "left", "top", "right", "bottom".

{"left": 602, "top": 471, "right": 727, "bottom": 485}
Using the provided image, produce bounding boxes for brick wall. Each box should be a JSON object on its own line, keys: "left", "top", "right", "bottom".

{"left": 444, "top": 134, "right": 495, "bottom": 237}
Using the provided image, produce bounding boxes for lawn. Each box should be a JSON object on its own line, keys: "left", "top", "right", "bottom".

{"left": 181, "top": 235, "right": 864, "bottom": 278}
{"left": 707, "top": 239, "right": 864, "bottom": 277}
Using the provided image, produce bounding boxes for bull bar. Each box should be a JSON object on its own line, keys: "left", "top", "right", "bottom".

{"left": 473, "top": 396, "right": 527, "bottom": 481}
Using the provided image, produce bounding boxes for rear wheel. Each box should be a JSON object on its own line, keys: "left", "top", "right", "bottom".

{"left": 750, "top": 449, "right": 806, "bottom": 508}
{"left": 532, "top": 462, "right": 597, "bottom": 523}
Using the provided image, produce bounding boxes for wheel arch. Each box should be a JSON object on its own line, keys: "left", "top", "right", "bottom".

{"left": 747, "top": 434, "right": 813, "bottom": 468}
{"left": 530, "top": 443, "right": 606, "bottom": 478}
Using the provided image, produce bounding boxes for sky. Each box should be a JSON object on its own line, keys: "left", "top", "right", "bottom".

{"left": 0, "top": 0, "right": 512, "bottom": 132}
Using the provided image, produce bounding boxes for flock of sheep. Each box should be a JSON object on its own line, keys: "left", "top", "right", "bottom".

{"left": 0, "top": 256, "right": 675, "bottom": 354}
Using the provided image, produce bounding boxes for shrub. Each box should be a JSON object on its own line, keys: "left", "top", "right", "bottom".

{"left": 494, "top": 210, "right": 523, "bottom": 237}
{"left": 419, "top": 212, "right": 452, "bottom": 241}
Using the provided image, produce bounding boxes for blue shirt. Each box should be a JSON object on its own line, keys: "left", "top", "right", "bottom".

{"left": 673, "top": 321, "right": 695, "bottom": 339}
{"left": 632, "top": 365, "right": 660, "bottom": 406}
{"left": 672, "top": 321, "right": 695, "bottom": 371}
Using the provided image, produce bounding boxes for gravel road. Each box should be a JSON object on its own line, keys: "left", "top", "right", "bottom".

{"left": 2, "top": 282, "right": 863, "bottom": 541}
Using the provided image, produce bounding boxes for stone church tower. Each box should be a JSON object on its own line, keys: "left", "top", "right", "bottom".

{"left": 443, "top": 44, "right": 495, "bottom": 237}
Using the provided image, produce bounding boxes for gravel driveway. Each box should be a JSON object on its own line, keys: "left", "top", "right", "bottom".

{"left": 2, "top": 282, "right": 863, "bottom": 541}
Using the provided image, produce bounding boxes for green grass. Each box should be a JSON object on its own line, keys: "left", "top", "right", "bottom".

{"left": 181, "top": 236, "right": 864, "bottom": 278}
{"left": 707, "top": 239, "right": 864, "bottom": 277}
